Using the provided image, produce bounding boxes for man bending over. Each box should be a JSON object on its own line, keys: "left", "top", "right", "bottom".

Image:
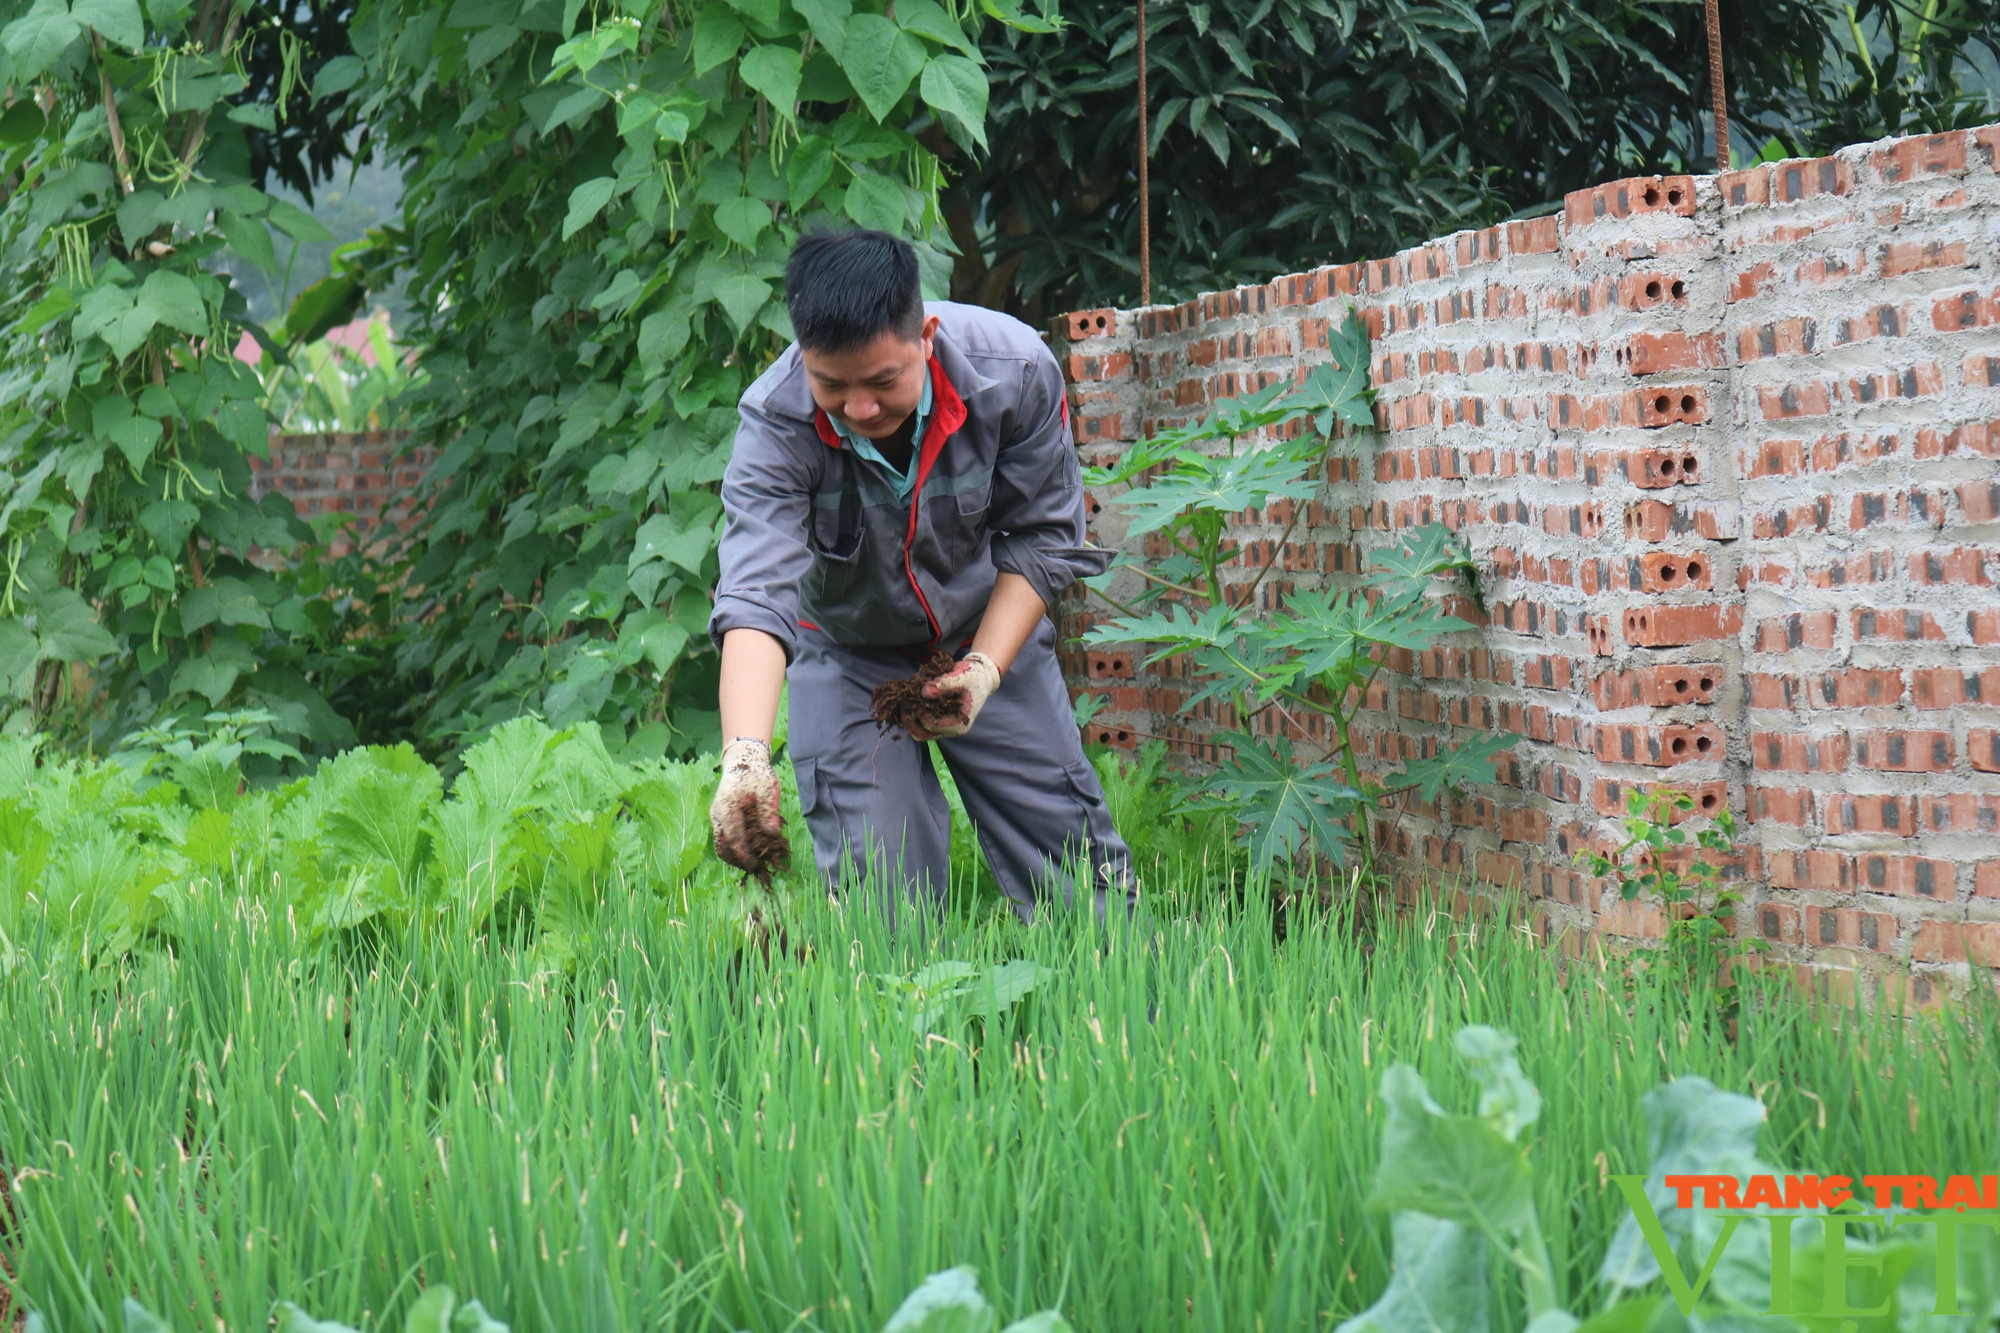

{"left": 705, "top": 227, "right": 1134, "bottom": 923}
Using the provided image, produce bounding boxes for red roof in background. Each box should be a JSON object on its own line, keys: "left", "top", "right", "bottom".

{"left": 234, "top": 312, "right": 390, "bottom": 367}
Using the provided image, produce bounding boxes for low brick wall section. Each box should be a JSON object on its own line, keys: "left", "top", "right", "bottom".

{"left": 1055, "top": 124, "right": 2000, "bottom": 1000}
{"left": 247, "top": 432, "right": 433, "bottom": 551}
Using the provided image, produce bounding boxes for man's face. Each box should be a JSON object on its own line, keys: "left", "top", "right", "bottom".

{"left": 799, "top": 314, "right": 939, "bottom": 441}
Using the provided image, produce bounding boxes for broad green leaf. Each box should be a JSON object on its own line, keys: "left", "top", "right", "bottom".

{"left": 405, "top": 1287, "right": 456, "bottom": 1333}
{"left": 839, "top": 13, "right": 926, "bottom": 120}
{"left": 32, "top": 588, "right": 116, "bottom": 663}
{"left": 1197, "top": 732, "right": 1359, "bottom": 866}
{"left": 450, "top": 1299, "right": 510, "bottom": 1333}
{"left": 138, "top": 498, "right": 200, "bottom": 551}
{"left": 218, "top": 209, "right": 278, "bottom": 274}
{"left": 712, "top": 195, "right": 770, "bottom": 250}
{"left": 882, "top": 1267, "right": 996, "bottom": 1333}
{"left": 170, "top": 639, "right": 255, "bottom": 705}
{"left": 1598, "top": 1078, "right": 1771, "bottom": 1291}
{"left": 1452, "top": 1026, "right": 1541, "bottom": 1142}
{"left": 637, "top": 305, "right": 692, "bottom": 374}
{"left": 738, "top": 43, "right": 802, "bottom": 115}
{"left": 1368, "top": 1063, "right": 1536, "bottom": 1238}
{"left": 843, "top": 173, "right": 904, "bottom": 233}
{"left": 722, "top": 0, "right": 779, "bottom": 35}
{"left": 786, "top": 135, "right": 834, "bottom": 209}
{"left": 919, "top": 55, "right": 988, "bottom": 146}
{"left": 267, "top": 198, "right": 337, "bottom": 243}
{"left": 0, "top": 619, "right": 36, "bottom": 694}
{"left": 104, "top": 413, "right": 162, "bottom": 470}
{"left": 311, "top": 54, "right": 364, "bottom": 99}
{"left": 629, "top": 512, "right": 715, "bottom": 577}
{"left": 181, "top": 579, "right": 271, "bottom": 632}
{"left": 562, "top": 176, "right": 617, "bottom": 239}
{"left": 896, "top": 0, "right": 976, "bottom": 53}
{"left": 2, "top": 0, "right": 81, "bottom": 80}
{"left": 0, "top": 98, "right": 47, "bottom": 144}
{"left": 123, "top": 1300, "right": 172, "bottom": 1333}
{"left": 792, "top": 0, "right": 850, "bottom": 55}
{"left": 690, "top": 3, "right": 743, "bottom": 73}
{"left": 1334, "top": 1213, "right": 1489, "bottom": 1333}
{"left": 709, "top": 272, "right": 770, "bottom": 336}
{"left": 280, "top": 273, "right": 363, "bottom": 345}
{"left": 139, "top": 270, "right": 207, "bottom": 335}
{"left": 465, "top": 24, "right": 520, "bottom": 67}
{"left": 1390, "top": 734, "right": 1517, "bottom": 806}
{"left": 279, "top": 1302, "right": 366, "bottom": 1333}
{"left": 620, "top": 609, "right": 690, "bottom": 673}
{"left": 71, "top": 0, "right": 144, "bottom": 49}
{"left": 74, "top": 285, "right": 156, "bottom": 360}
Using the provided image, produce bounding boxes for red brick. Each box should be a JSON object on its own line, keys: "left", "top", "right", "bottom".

{"left": 1847, "top": 362, "right": 1943, "bottom": 404}
{"left": 1637, "top": 386, "right": 1710, "bottom": 428}
{"left": 1768, "top": 849, "right": 1855, "bottom": 889}
{"left": 1878, "top": 239, "right": 1971, "bottom": 276}
{"left": 1933, "top": 287, "right": 2000, "bottom": 330}
{"left": 1960, "top": 480, "right": 2000, "bottom": 524}
{"left": 1922, "top": 794, "right": 2000, "bottom": 834}
{"left": 1872, "top": 132, "right": 1968, "bottom": 182}
{"left": 1593, "top": 722, "right": 1725, "bottom": 767}
{"left": 1851, "top": 607, "right": 1947, "bottom": 643}
{"left": 1806, "top": 668, "right": 1904, "bottom": 709}
{"left": 1911, "top": 920, "right": 2000, "bottom": 966}
{"left": 1754, "top": 732, "right": 1850, "bottom": 773}
{"left": 1979, "top": 861, "right": 2000, "bottom": 898}
{"left": 1909, "top": 547, "right": 1993, "bottom": 587}
{"left": 1744, "top": 438, "right": 1806, "bottom": 479}
{"left": 1624, "top": 332, "right": 1723, "bottom": 376}
{"left": 1729, "top": 261, "right": 1776, "bottom": 303}
{"left": 1970, "top": 728, "right": 2000, "bottom": 773}
{"left": 1753, "top": 612, "right": 1837, "bottom": 651}
{"left": 1824, "top": 793, "right": 1919, "bottom": 836}
{"left": 1591, "top": 777, "right": 1728, "bottom": 820}
{"left": 1505, "top": 215, "right": 1560, "bottom": 255}
{"left": 1858, "top": 852, "right": 1956, "bottom": 899}
{"left": 1066, "top": 309, "right": 1118, "bottom": 341}
{"left": 1805, "top": 905, "right": 1900, "bottom": 953}
{"left": 1619, "top": 272, "right": 1691, "bottom": 311}
{"left": 1749, "top": 786, "right": 1815, "bottom": 825}
{"left": 1566, "top": 176, "right": 1698, "bottom": 228}
{"left": 1590, "top": 664, "right": 1722, "bottom": 710}
{"left": 1772, "top": 155, "right": 1854, "bottom": 200}
{"left": 1851, "top": 729, "right": 1955, "bottom": 772}
{"left": 1627, "top": 551, "right": 1715, "bottom": 593}
{"left": 1913, "top": 667, "right": 2000, "bottom": 708}
{"left": 1477, "top": 850, "right": 1526, "bottom": 889}
{"left": 1623, "top": 604, "right": 1742, "bottom": 647}
{"left": 1758, "top": 380, "right": 1834, "bottom": 420}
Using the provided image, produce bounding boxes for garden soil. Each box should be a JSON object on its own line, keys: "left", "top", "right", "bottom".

{"left": 869, "top": 652, "right": 959, "bottom": 737}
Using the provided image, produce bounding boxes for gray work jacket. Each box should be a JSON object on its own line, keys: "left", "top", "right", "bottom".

{"left": 708, "top": 301, "right": 1110, "bottom": 661}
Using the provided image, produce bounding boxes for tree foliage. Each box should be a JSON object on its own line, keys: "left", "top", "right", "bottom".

{"left": 947, "top": 0, "right": 2000, "bottom": 319}
{"left": 332, "top": 0, "right": 1042, "bottom": 759}
{"left": 0, "top": 0, "right": 373, "bottom": 751}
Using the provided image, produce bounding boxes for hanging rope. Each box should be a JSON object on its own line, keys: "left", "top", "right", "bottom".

{"left": 1705, "top": 0, "right": 1730, "bottom": 170}
{"left": 1136, "top": 0, "right": 1150, "bottom": 306}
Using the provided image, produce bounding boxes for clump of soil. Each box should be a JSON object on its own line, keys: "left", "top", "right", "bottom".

{"left": 869, "top": 651, "right": 959, "bottom": 737}
{"left": 718, "top": 788, "right": 793, "bottom": 890}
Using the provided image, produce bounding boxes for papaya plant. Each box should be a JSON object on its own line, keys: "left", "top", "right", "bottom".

{"left": 1079, "top": 307, "right": 1513, "bottom": 880}
{"left": 0, "top": 0, "right": 368, "bottom": 750}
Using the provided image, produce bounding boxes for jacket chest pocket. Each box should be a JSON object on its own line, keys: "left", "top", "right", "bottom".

{"left": 807, "top": 502, "right": 866, "bottom": 601}
{"left": 932, "top": 481, "right": 990, "bottom": 569}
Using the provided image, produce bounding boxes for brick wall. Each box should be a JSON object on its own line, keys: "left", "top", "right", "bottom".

{"left": 246, "top": 432, "right": 433, "bottom": 554}
{"left": 1055, "top": 125, "right": 2000, "bottom": 1000}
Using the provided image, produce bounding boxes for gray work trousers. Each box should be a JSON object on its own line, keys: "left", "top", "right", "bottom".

{"left": 786, "top": 617, "right": 1135, "bottom": 925}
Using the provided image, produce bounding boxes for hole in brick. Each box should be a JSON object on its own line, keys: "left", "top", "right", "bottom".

{"left": 1660, "top": 562, "right": 1680, "bottom": 582}
{"left": 1679, "top": 394, "right": 1696, "bottom": 414}
{"left": 1645, "top": 280, "right": 1662, "bottom": 300}
{"left": 1659, "top": 456, "right": 1678, "bottom": 475}
{"left": 1673, "top": 677, "right": 1689, "bottom": 693}
{"left": 1668, "top": 188, "right": 1685, "bottom": 206}
{"left": 1686, "top": 559, "right": 1703, "bottom": 580}
{"left": 1695, "top": 736, "right": 1714, "bottom": 754}
{"left": 1095, "top": 315, "right": 1108, "bottom": 330}
{"left": 1643, "top": 185, "right": 1661, "bottom": 206}
{"left": 1670, "top": 736, "right": 1688, "bottom": 755}
{"left": 1682, "top": 455, "right": 1699, "bottom": 477}
{"left": 1653, "top": 395, "right": 1672, "bottom": 414}
{"left": 1670, "top": 279, "right": 1687, "bottom": 298}
{"left": 1700, "top": 792, "right": 1719, "bottom": 811}
{"left": 1699, "top": 676, "right": 1714, "bottom": 691}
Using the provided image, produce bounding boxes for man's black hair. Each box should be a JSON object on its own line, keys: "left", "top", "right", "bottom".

{"left": 784, "top": 228, "right": 924, "bottom": 353}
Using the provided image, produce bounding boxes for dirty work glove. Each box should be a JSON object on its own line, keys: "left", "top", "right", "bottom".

{"left": 710, "top": 737, "right": 783, "bottom": 873}
{"left": 914, "top": 652, "right": 1002, "bottom": 740}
